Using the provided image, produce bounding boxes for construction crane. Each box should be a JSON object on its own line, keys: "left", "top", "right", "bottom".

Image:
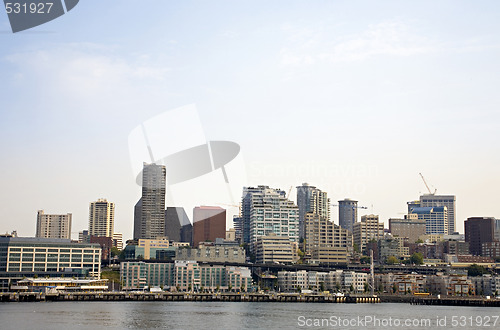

{"left": 419, "top": 172, "right": 437, "bottom": 195}
{"left": 287, "top": 186, "right": 293, "bottom": 199}
{"left": 329, "top": 203, "right": 368, "bottom": 209}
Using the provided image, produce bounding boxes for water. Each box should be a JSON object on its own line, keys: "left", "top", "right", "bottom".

{"left": 1, "top": 302, "right": 499, "bottom": 329}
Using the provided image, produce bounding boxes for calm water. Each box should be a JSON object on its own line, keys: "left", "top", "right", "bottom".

{"left": 1, "top": 302, "right": 500, "bottom": 329}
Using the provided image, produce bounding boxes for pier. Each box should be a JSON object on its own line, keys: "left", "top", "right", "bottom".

{"left": 0, "top": 292, "right": 381, "bottom": 303}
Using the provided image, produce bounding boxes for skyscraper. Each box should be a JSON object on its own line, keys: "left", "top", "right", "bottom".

{"left": 296, "top": 183, "right": 330, "bottom": 238}
{"left": 89, "top": 198, "right": 115, "bottom": 237}
{"left": 419, "top": 195, "right": 456, "bottom": 234}
{"left": 192, "top": 206, "right": 226, "bottom": 247}
{"left": 36, "top": 210, "right": 72, "bottom": 239}
{"left": 338, "top": 199, "right": 358, "bottom": 233}
{"left": 241, "top": 186, "right": 264, "bottom": 244}
{"left": 242, "top": 186, "right": 300, "bottom": 251}
{"left": 165, "top": 207, "right": 190, "bottom": 242}
{"left": 353, "top": 214, "right": 384, "bottom": 252}
{"left": 133, "top": 163, "right": 166, "bottom": 239}
{"left": 410, "top": 206, "right": 448, "bottom": 235}
{"left": 465, "top": 217, "right": 496, "bottom": 256}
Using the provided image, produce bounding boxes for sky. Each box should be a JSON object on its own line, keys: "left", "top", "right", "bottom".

{"left": 0, "top": 1, "right": 499, "bottom": 241}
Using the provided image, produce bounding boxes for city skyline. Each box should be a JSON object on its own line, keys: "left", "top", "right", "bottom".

{"left": 1, "top": 1, "right": 500, "bottom": 240}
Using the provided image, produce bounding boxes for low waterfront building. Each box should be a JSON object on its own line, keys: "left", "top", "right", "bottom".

{"left": 120, "top": 261, "right": 252, "bottom": 292}
{"left": 12, "top": 277, "right": 108, "bottom": 293}
{"left": 0, "top": 236, "right": 101, "bottom": 292}
{"left": 277, "top": 269, "right": 367, "bottom": 293}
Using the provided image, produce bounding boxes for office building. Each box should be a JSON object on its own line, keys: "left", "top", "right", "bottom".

{"left": 465, "top": 217, "right": 496, "bottom": 256}
{"left": 233, "top": 216, "right": 243, "bottom": 243}
{"left": 36, "top": 210, "right": 72, "bottom": 240}
{"left": 134, "top": 163, "right": 166, "bottom": 239}
{"left": 410, "top": 206, "right": 448, "bottom": 235}
{"left": 89, "top": 198, "right": 115, "bottom": 238}
{"left": 304, "top": 213, "right": 352, "bottom": 261}
{"left": 255, "top": 233, "right": 299, "bottom": 264}
{"left": 192, "top": 206, "right": 226, "bottom": 247}
{"left": 165, "top": 207, "right": 190, "bottom": 242}
{"left": 389, "top": 214, "right": 426, "bottom": 243}
{"left": 78, "top": 230, "right": 90, "bottom": 244}
{"left": 338, "top": 199, "right": 357, "bottom": 233}
{"left": 353, "top": 214, "right": 384, "bottom": 252}
{"left": 0, "top": 236, "right": 101, "bottom": 291}
{"left": 112, "top": 233, "right": 123, "bottom": 250}
{"left": 419, "top": 195, "right": 456, "bottom": 234}
{"left": 296, "top": 183, "right": 330, "bottom": 238}
{"left": 175, "top": 244, "right": 245, "bottom": 263}
{"left": 243, "top": 186, "right": 300, "bottom": 251}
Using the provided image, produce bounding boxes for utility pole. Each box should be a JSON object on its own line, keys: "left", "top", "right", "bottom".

{"left": 370, "top": 249, "right": 375, "bottom": 296}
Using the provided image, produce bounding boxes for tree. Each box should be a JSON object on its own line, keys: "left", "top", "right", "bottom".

{"left": 111, "top": 247, "right": 121, "bottom": 258}
{"left": 416, "top": 239, "right": 424, "bottom": 244}
{"left": 319, "top": 282, "right": 325, "bottom": 292}
{"left": 409, "top": 252, "right": 424, "bottom": 265}
{"left": 467, "top": 264, "right": 488, "bottom": 277}
{"left": 392, "top": 283, "right": 397, "bottom": 294}
{"left": 386, "top": 256, "right": 398, "bottom": 265}
{"left": 364, "top": 282, "right": 369, "bottom": 293}
{"left": 335, "top": 282, "right": 341, "bottom": 292}
{"left": 360, "top": 256, "right": 370, "bottom": 264}
{"left": 349, "top": 284, "right": 354, "bottom": 292}
{"left": 353, "top": 243, "right": 360, "bottom": 253}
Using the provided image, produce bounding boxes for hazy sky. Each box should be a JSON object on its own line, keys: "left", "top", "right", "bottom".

{"left": 1, "top": 1, "right": 499, "bottom": 241}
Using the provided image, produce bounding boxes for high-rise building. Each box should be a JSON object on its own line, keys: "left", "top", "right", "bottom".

{"left": 338, "top": 199, "right": 358, "bottom": 233}
{"left": 133, "top": 163, "right": 166, "bottom": 240}
{"left": 36, "top": 210, "right": 72, "bottom": 240}
{"left": 353, "top": 214, "right": 384, "bottom": 252}
{"left": 233, "top": 216, "right": 243, "bottom": 243}
{"left": 304, "top": 213, "right": 352, "bottom": 253}
{"left": 88, "top": 198, "right": 115, "bottom": 238}
{"left": 389, "top": 214, "right": 426, "bottom": 243}
{"left": 192, "top": 206, "right": 226, "bottom": 247}
{"left": 465, "top": 217, "right": 496, "bottom": 256}
{"left": 165, "top": 207, "right": 190, "bottom": 242}
{"left": 241, "top": 186, "right": 264, "bottom": 244}
{"left": 410, "top": 206, "right": 448, "bottom": 235}
{"left": 243, "top": 186, "right": 300, "bottom": 251}
{"left": 419, "top": 195, "right": 456, "bottom": 234}
{"left": 296, "top": 183, "right": 330, "bottom": 238}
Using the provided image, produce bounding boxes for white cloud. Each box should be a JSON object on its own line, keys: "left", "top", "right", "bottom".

{"left": 279, "top": 20, "right": 437, "bottom": 66}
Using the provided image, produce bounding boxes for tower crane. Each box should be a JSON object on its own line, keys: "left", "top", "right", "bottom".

{"left": 419, "top": 173, "right": 437, "bottom": 195}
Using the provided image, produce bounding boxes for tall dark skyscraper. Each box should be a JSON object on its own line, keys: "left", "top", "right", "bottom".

{"left": 338, "top": 199, "right": 357, "bottom": 233}
{"left": 465, "top": 217, "right": 496, "bottom": 256}
{"left": 296, "top": 183, "right": 330, "bottom": 239}
{"left": 133, "top": 163, "right": 166, "bottom": 239}
{"left": 165, "top": 207, "right": 190, "bottom": 242}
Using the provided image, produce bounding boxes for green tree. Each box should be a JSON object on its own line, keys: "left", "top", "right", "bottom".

{"left": 392, "top": 283, "right": 397, "bottom": 294}
{"left": 364, "top": 282, "right": 369, "bottom": 293}
{"left": 416, "top": 239, "right": 424, "bottom": 244}
{"left": 353, "top": 243, "right": 360, "bottom": 253}
{"left": 349, "top": 284, "right": 354, "bottom": 292}
{"left": 360, "top": 256, "right": 370, "bottom": 264}
{"left": 467, "top": 264, "right": 488, "bottom": 277}
{"left": 409, "top": 252, "right": 424, "bottom": 265}
{"left": 386, "top": 256, "right": 398, "bottom": 265}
